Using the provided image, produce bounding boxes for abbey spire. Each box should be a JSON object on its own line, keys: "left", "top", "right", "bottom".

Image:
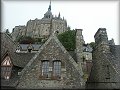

{"left": 48, "top": 0, "right": 51, "bottom": 11}
{"left": 44, "top": 0, "right": 52, "bottom": 19}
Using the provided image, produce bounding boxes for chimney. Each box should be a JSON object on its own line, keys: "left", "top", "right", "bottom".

{"left": 75, "top": 29, "right": 84, "bottom": 64}
{"left": 94, "top": 28, "right": 110, "bottom": 53}
{"left": 75, "top": 29, "right": 84, "bottom": 76}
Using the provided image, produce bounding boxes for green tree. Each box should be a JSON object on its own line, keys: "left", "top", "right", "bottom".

{"left": 67, "top": 26, "right": 71, "bottom": 30}
{"left": 89, "top": 42, "right": 95, "bottom": 49}
{"left": 58, "top": 30, "right": 76, "bottom": 51}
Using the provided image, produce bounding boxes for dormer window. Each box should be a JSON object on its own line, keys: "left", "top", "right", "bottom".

{"left": 1, "top": 55, "right": 13, "bottom": 80}
{"left": 16, "top": 45, "right": 21, "bottom": 53}
{"left": 27, "top": 44, "right": 33, "bottom": 53}
{"left": 16, "top": 49, "right": 20, "bottom": 53}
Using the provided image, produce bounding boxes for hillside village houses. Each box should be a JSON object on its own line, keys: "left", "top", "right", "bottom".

{"left": 1, "top": 1, "right": 120, "bottom": 89}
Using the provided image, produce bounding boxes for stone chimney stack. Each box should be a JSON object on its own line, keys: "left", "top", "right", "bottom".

{"left": 75, "top": 29, "right": 84, "bottom": 77}
{"left": 94, "top": 28, "right": 110, "bottom": 53}
{"left": 75, "top": 29, "right": 84, "bottom": 65}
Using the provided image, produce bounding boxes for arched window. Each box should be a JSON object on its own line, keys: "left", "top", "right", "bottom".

{"left": 1, "top": 55, "right": 12, "bottom": 80}
{"left": 53, "top": 61, "right": 61, "bottom": 79}
{"left": 42, "top": 61, "right": 49, "bottom": 78}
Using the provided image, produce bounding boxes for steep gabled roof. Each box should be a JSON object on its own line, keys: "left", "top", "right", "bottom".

{"left": 1, "top": 32, "right": 17, "bottom": 62}
{"left": 16, "top": 33, "right": 84, "bottom": 89}
{"left": 86, "top": 45, "right": 120, "bottom": 89}
{"left": 11, "top": 53, "right": 36, "bottom": 68}
{"left": 1, "top": 51, "right": 12, "bottom": 65}
{"left": 20, "top": 33, "right": 83, "bottom": 76}
{"left": 109, "top": 45, "right": 120, "bottom": 75}
{"left": 1, "top": 33, "right": 35, "bottom": 68}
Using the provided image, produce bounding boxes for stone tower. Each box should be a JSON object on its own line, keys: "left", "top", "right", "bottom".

{"left": 75, "top": 29, "right": 84, "bottom": 75}
{"left": 44, "top": 0, "right": 53, "bottom": 19}
{"left": 86, "top": 28, "right": 120, "bottom": 89}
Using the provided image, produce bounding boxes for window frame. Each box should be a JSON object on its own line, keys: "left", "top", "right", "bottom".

{"left": 41, "top": 60, "right": 50, "bottom": 79}
{"left": 53, "top": 60, "right": 61, "bottom": 79}
{"left": 40, "top": 60, "right": 62, "bottom": 80}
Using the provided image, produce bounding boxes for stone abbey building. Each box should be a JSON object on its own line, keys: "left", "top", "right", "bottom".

{"left": 1, "top": 1, "right": 120, "bottom": 89}
{"left": 11, "top": 2, "right": 67, "bottom": 41}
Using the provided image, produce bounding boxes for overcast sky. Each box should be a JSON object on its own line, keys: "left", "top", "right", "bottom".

{"left": 2, "top": 0, "right": 119, "bottom": 45}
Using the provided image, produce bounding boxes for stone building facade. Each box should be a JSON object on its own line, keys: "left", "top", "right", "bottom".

{"left": 1, "top": 27, "right": 120, "bottom": 89}
{"left": 11, "top": 3, "right": 67, "bottom": 41}
{"left": 17, "top": 33, "right": 84, "bottom": 89}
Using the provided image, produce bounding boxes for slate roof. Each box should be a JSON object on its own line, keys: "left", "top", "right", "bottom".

{"left": 1, "top": 32, "right": 17, "bottom": 63}
{"left": 19, "top": 44, "right": 42, "bottom": 51}
{"left": 109, "top": 45, "right": 120, "bottom": 75}
{"left": 68, "top": 51, "right": 77, "bottom": 62}
{"left": 1, "top": 65, "right": 21, "bottom": 87}
{"left": 87, "top": 45, "right": 120, "bottom": 83}
{"left": 1, "top": 50, "right": 36, "bottom": 68}
{"left": 1, "top": 73, "right": 19, "bottom": 87}
{"left": 11, "top": 53, "right": 36, "bottom": 68}
{"left": 1, "top": 33, "right": 36, "bottom": 68}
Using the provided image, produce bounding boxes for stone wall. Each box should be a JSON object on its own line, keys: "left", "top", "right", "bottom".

{"left": 11, "top": 17, "right": 67, "bottom": 40}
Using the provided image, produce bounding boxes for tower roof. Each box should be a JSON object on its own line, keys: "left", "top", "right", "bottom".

{"left": 48, "top": 0, "right": 51, "bottom": 11}
{"left": 43, "top": 0, "right": 52, "bottom": 19}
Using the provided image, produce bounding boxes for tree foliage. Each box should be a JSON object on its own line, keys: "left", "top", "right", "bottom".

{"left": 58, "top": 30, "right": 76, "bottom": 51}
{"left": 89, "top": 42, "right": 95, "bottom": 49}
{"left": 16, "top": 35, "right": 35, "bottom": 44}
